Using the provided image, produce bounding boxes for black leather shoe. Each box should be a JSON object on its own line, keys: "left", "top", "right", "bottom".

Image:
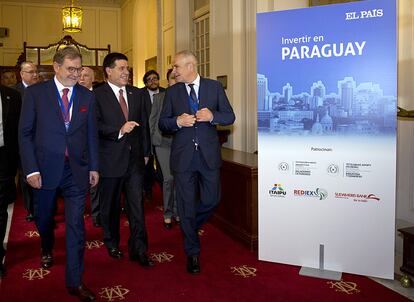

{"left": 40, "top": 252, "right": 53, "bottom": 269}
{"left": 187, "top": 256, "right": 200, "bottom": 274}
{"left": 130, "top": 253, "right": 154, "bottom": 267}
{"left": 25, "top": 213, "right": 34, "bottom": 222}
{"left": 0, "top": 263, "right": 6, "bottom": 278}
{"left": 163, "top": 221, "right": 173, "bottom": 229}
{"left": 108, "top": 248, "right": 123, "bottom": 259}
{"left": 67, "top": 284, "right": 96, "bottom": 301}
{"left": 92, "top": 220, "right": 102, "bottom": 228}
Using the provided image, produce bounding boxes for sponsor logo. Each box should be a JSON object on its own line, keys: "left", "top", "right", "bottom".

{"left": 294, "top": 188, "right": 328, "bottom": 200}
{"left": 327, "top": 164, "right": 339, "bottom": 175}
{"left": 335, "top": 192, "right": 380, "bottom": 203}
{"left": 269, "top": 184, "right": 287, "bottom": 197}
{"left": 278, "top": 162, "right": 290, "bottom": 172}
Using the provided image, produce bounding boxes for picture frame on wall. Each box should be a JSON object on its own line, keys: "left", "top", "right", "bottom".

{"left": 145, "top": 56, "right": 157, "bottom": 72}
{"left": 310, "top": 0, "right": 360, "bottom": 6}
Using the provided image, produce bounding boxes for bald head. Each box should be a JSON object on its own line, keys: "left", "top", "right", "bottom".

{"left": 172, "top": 50, "right": 198, "bottom": 83}
{"left": 78, "top": 67, "right": 95, "bottom": 90}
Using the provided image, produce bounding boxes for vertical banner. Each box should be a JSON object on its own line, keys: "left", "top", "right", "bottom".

{"left": 257, "top": 0, "right": 396, "bottom": 278}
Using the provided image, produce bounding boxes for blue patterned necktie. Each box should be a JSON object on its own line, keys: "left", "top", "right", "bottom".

{"left": 188, "top": 83, "right": 198, "bottom": 113}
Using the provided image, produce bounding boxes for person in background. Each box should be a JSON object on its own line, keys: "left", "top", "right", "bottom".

{"left": 149, "top": 68, "right": 179, "bottom": 229}
{"left": 19, "top": 47, "right": 99, "bottom": 301}
{"left": 78, "top": 66, "right": 101, "bottom": 228}
{"left": 141, "top": 70, "right": 165, "bottom": 201}
{"left": 14, "top": 61, "right": 39, "bottom": 222}
{"left": 0, "top": 70, "right": 17, "bottom": 88}
{"left": 0, "top": 84, "right": 21, "bottom": 278}
{"left": 94, "top": 53, "right": 153, "bottom": 267}
{"left": 159, "top": 50, "right": 235, "bottom": 275}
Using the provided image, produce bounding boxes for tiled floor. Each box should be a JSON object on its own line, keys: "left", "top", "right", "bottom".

{"left": 372, "top": 276, "right": 414, "bottom": 301}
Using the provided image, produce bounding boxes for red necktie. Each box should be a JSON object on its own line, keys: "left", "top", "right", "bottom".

{"left": 62, "top": 88, "right": 70, "bottom": 124}
{"left": 119, "top": 89, "right": 128, "bottom": 121}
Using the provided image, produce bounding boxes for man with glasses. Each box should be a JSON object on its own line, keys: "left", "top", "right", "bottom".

{"left": 19, "top": 47, "right": 99, "bottom": 301}
{"left": 14, "top": 61, "right": 39, "bottom": 222}
{"left": 141, "top": 70, "right": 165, "bottom": 202}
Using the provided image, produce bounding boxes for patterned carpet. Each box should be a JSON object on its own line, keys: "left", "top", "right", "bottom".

{"left": 0, "top": 187, "right": 411, "bottom": 301}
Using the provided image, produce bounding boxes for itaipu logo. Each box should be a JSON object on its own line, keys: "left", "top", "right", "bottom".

{"left": 294, "top": 188, "right": 328, "bottom": 200}
{"left": 269, "top": 184, "right": 287, "bottom": 197}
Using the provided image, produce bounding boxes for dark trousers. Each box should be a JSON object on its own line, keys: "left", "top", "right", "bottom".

{"left": 18, "top": 167, "right": 33, "bottom": 215}
{"left": 33, "top": 162, "right": 87, "bottom": 287}
{"left": 90, "top": 184, "right": 100, "bottom": 223}
{"left": 100, "top": 166, "right": 148, "bottom": 256}
{"left": 0, "top": 178, "right": 16, "bottom": 261}
{"left": 174, "top": 150, "right": 220, "bottom": 256}
{"left": 143, "top": 155, "right": 155, "bottom": 194}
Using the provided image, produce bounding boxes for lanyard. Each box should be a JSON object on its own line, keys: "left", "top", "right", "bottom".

{"left": 56, "top": 87, "right": 76, "bottom": 129}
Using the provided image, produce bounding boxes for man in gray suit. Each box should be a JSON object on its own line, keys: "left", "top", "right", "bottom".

{"left": 149, "top": 69, "right": 178, "bottom": 229}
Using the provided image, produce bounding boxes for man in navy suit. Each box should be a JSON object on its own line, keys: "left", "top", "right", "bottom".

{"left": 19, "top": 47, "right": 99, "bottom": 301}
{"left": 159, "top": 50, "right": 235, "bottom": 274}
{"left": 94, "top": 53, "right": 153, "bottom": 267}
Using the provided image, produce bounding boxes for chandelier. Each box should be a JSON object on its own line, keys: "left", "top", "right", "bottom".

{"left": 62, "top": 0, "right": 83, "bottom": 33}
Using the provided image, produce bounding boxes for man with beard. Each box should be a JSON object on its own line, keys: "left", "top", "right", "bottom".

{"left": 141, "top": 70, "right": 165, "bottom": 201}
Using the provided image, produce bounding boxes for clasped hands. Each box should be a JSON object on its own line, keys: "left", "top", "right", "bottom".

{"left": 177, "top": 108, "right": 213, "bottom": 127}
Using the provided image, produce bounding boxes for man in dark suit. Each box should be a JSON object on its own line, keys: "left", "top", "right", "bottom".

{"left": 0, "top": 84, "right": 21, "bottom": 278}
{"left": 159, "top": 50, "right": 235, "bottom": 274}
{"left": 14, "top": 61, "right": 39, "bottom": 222}
{"left": 19, "top": 47, "right": 99, "bottom": 301}
{"left": 141, "top": 70, "right": 165, "bottom": 201}
{"left": 95, "top": 53, "right": 153, "bottom": 267}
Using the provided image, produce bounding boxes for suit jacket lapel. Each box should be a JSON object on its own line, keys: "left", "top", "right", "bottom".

{"left": 68, "top": 84, "right": 80, "bottom": 133}
{"left": 126, "top": 86, "right": 134, "bottom": 120}
{"left": 179, "top": 83, "right": 192, "bottom": 113}
{"left": 198, "top": 77, "right": 206, "bottom": 109}
{"left": 48, "top": 80, "right": 66, "bottom": 131}
{"left": 105, "top": 83, "right": 127, "bottom": 121}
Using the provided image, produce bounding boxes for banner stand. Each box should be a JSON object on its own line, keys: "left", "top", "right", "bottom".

{"left": 299, "top": 244, "right": 342, "bottom": 281}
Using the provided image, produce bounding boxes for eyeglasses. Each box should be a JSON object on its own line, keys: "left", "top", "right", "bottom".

{"left": 146, "top": 77, "right": 159, "bottom": 83}
{"left": 62, "top": 66, "right": 83, "bottom": 74}
{"left": 22, "top": 70, "right": 38, "bottom": 75}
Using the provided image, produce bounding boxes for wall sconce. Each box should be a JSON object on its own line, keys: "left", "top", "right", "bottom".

{"left": 62, "top": 0, "right": 83, "bottom": 33}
